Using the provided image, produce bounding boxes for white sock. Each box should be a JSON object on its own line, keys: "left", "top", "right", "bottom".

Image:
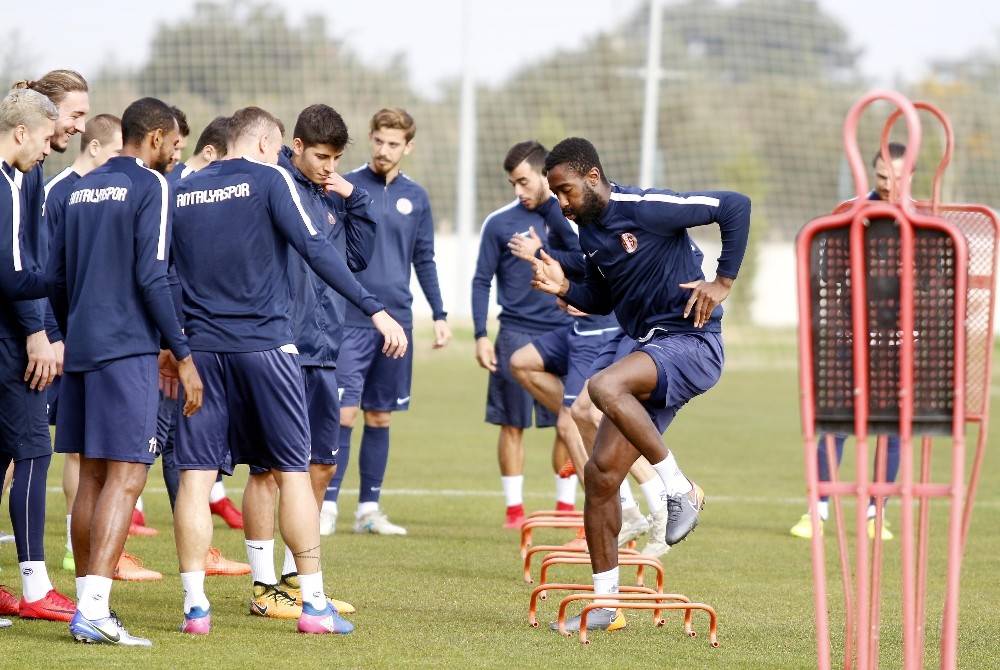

{"left": 134, "top": 496, "right": 144, "bottom": 513}
{"left": 356, "top": 501, "right": 379, "bottom": 518}
{"left": 245, "top": 539, "right": 276, "bottom": 585}
{"left": 866, "top": 503, "right": 880, "bottom": 520}
{"left": 66, "top": 514, "right": 73, "bottom": 552}
{"left": 321, "top": 500, "right": 338, "bottom": 516}
{"left": 19, "top": 561, "right": 54, "bottom": 602}
{"left": 592, "top": 566, "right": 620, "bottom": 611}
{"left": 818, "top": 500, "right": 830, "bottom": 521}
{"left": 209, "top": 481, "right": 227, "bottom": 504}
{"left": 180, "top": 570, "right": 210, "bottom": 614}
{"left": 555, "top": 474, "right": 577, "bottom": 505}
{"left": 652, "top": 452, "right": 692, "bottom": 496}
{"left": 282, "top": 545, "right": 296, "bottom": 577}
{"left": 75, "top": 576, "right": 86, "bottom": 602}
{"left": 501, "top": 475, "right": 524, "bottom": 508}
{"left": 297, "top": 571, "right": 327, "bottom": 611}
{"left": 78, "top": 575, "right": 112, "bottom": 620}
{"left": 639, "top": 477, "right": 669, "bottom": 513}
{"left": 619, "top": 480, "right": 638, "bottom": 511}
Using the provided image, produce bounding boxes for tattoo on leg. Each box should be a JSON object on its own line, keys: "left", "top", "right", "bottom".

{"left": 293, "top": 545, "right": 321, "bottom": 561}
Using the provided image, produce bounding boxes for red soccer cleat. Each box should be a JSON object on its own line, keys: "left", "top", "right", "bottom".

{"left": 504, "top": 504, "right": 525, "bottom": 529}
{"left": 558, "top": 460, "right": 576, "bottom": 478}
{"left": 555, "top": 501, "right": 576, "bottom": 512}
{"left": 209, "top": 497, "right": 244, "bottom": 529}
{"left": 205, "top": 546, "right": 250, "bottom": 576}
{"left": 18, "top": 589, "right": 75, "bottom": 622}
{"left": 129, "top": 508, "right": 158, "bottom": 537}
{"left": 0, "top": 586, "right": 19, "bottom": 616}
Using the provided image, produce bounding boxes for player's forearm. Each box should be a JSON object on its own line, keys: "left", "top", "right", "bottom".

{"left": 562, "top": 280, "right": 614, "bottom": 316}
{"left": 141, "top": 279, "right": 191, "bottom": 361}
{"left": 471, "top": 281, "right": 491, "bottom": 339}
{"left": 415, "top": 262, "right": 447, "bottom": 321}
{"left": 715, "top": 194, "right": 752, "bottom": 280}
{"left": 12, "top": 299, "right": 44, "bottom": 336}
{"left": 342, "top": 189, "right": 377, "bottom": 271}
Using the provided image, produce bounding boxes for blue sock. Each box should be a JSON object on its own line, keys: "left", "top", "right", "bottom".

{"left": 359, "top": 425, "right": 390, "bottom": 505}
{"left": 869, "top": 435, "right": 902, "bottom": 508}
{"left": 325, "top": 425, "right": 353, "bottom": 503}
{"left": 10, "top": 454, "right": 51, "bottom": 562}
{"left": 817, "top": 434, "right": 846, "bottom": 503}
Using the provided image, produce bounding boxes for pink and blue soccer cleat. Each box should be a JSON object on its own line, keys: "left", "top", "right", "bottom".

{"left": 297, "top": 602, "right": 354, "bottom": 635}
{"left": 180, "top": 606, "right": 211, "bottom": 635}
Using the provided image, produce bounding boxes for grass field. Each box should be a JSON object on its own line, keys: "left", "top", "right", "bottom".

{"left": 2, "top": 325, "right": 998, "bottom": 669}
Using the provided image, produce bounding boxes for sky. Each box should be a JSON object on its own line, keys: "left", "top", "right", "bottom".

{"left": 7, "top": 0, "right": 1000, "bottom": 93}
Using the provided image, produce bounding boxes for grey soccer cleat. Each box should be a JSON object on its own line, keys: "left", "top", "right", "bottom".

{"left": 617, "top": 508, "right": 650, "bottom": 547}
{"left": 550, "top": 607, "right": 626, "bottom": 633}
{"left": 664, "top": 481, "right": 705, "bottom": 546}
{"left": 69, "top": 610, "right": 153, "bottom": 647}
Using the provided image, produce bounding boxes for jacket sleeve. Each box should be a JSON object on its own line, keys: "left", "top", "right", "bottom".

{"left": 471, "top": 220, "right": 499, "bottom": 339}
{"left": 535, "top": 196, "right": 586, "bottom": 280}
{"left": 1, "top": 181, "right": 50, "bottom": 303}
{"left": 412, "top": 192, "right": 447, "bottom": 321}
{"left": 562, "top": 257, "right": 615, "bottom": 316}
{"left": 338, "top": 186, "right": 377, "bottom": 272}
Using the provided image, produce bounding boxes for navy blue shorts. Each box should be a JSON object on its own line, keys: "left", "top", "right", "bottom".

{"left": 631, "top": 332, "right": 724, "bottom": 433}
{"left": 46, "top": 375, "right": 61, "bottom": 427}
{"left": 486, "top": 327, "right": 557, "bottom": 429}
{"left": 534, "top": 325, "right": 621, "bottom": 408}
{"left": 54, "top": 354, "right": 160, "bottom": 464}
{"left": 304, "top": 366, "right": 340, "bottom": 465}
{"left": 176, "top": 348, "right": 311, "bottom": 475}
{"left": 0, "top": 338, "right": 51, "bottom": 461}
{"left": 589, "top": 330, "right": 635, "bottom": 377}
{"left": 338, "top": 326, "right": 414, "bottom": 412}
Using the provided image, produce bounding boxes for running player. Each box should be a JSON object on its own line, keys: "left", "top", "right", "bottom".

{"left": 48, "top": 97, "right": 203, "bottom": 646}
{"left": 323, "top": 108, "right": 449, "bottom": 536}
{"left": 532, "top": 137, "right": 750, "bottom": 632}
{"left": 169, "top": 106, "right": 405, "bottom": 636}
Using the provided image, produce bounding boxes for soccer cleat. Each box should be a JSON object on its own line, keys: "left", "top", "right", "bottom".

{"left": 618, "top": 508, "right": 650, "bottom": 547}
{"left": 0, "top": 586, "right": 19, "bottom": 616}
{"left": 639, "top": 539, "right": 670, "bottom": 558}
{"left": 113, "top": 551, "right": 162, "bottom": 581}
{"left": 204, "top": 546, "right": 250, "bottom": 576}
{"left": 0, "top": 531, "right": 14, "bottom": 544}
{"left": 62, "top": 549, "right": 75, "bottom": 572}
{"left": 280, "top": 573, "right": 356, "bottom": 615}
{"left": 180, "top": 606, "right": 211, "bottom": 635}
{"left": 557, "top": 460, "right": 576, "bottom": 478}
{"left": 319, "top": 504, "right": 337, "bottom": 536}
{"left": 555, "top": 501, "right": 575, "bottom": 512}
{"left": 353, "top": 510, "right": 407, "bottom": 536}
{"left": 250, "top": 582, "right": 302, "bottom": 620}
{"left": 128, "top": 509, "right": 158, "bottom": 537}
{"left": 18, "top": 589, "right": 75, "bottom": 622}
{"left": 297, "top": 601, "right": 354, "bottom": 635}
{"left": 664, "top": 481, "right": 705, "bottom": 546}
{"left": 0, "top": 617, "right": 10, "bottom": 628}
{"left": 549, "top": 607, "right": 626, "bottom": 633}
{"left": 504, "top": 504, "right": 525, "bottom": 529}
{"left": 69, "top": 609, "right": 152, "bottom": 647}
{"left": 209, "top": 497, "right": 244, "bottom": 530}
{"left": 867, "top": 517, "right": 894, "bottom": 541}
{"left": 790, "top": 513, "right": 824, "bottom": 539}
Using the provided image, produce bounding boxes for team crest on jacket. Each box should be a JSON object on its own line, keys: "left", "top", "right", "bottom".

{"left": 620, "top": 232, "right": 639, "bottom": 254}
{"left": 327, "top": 212, "right": 337, "bottom": 226}
{"left": 396, "top": 197, "right": 413, "bottom": 215}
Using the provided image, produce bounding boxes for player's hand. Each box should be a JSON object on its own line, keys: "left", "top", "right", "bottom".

{"left": 176, "top": 355, "right": 203, "bottom": 417}
{"left": 24, "top": 331, "right": 57, "bottom": 391}
{"left": 324, "top": 172, "right": 354, "bottom": 198}
{"left": 680, "top": 277, "right": 733, "bottom": 328}
{"left": 531, "top": 249, "right": 569, "bottom": 296}
{"left": 432, "top": 319, "right": 452, "bottom": 349}
{"left": 158, "top": 349, "right": 181, "bottom": 400}
{"left": 371, "top": 310, "right": 408, "bottom": 359}
{"left": 475, "top": 336, "right": 497, "bottom": 373}
{"left": 508, "top": 226, "right": 543, "bottom": 262}
{"left": 556, "top": 298, "right": 589, "bottom": 318}
{"left": 51, "top": 340, "right": 65, "bottom": 377}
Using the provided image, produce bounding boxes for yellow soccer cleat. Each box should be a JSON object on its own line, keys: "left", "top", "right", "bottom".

{"left": 250, "top": 582, "right": 302, "bottom": 620}
{"left": 790, "top": 513, "right": 824, "bottom": 539}
{"left": 279, "top": 573, "right": 356, "bottom": 615}
{"left": 867, "top": 517, "right": 893, "bottom": 541}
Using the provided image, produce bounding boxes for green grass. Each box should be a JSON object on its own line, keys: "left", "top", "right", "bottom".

{"left": 2, "top": 325, "right": 998, "bottom": 669}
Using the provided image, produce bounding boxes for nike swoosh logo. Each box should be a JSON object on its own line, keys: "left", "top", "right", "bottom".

{"left": 251, "top": 601, "right": 267, "bottom": 616}
{"left": 396, "top": 396, "right": 410, "bottom": 404}
{"left": 94, "top": 622, "right": 121, "bottom": 643}
{"left": 248, "top": 545, "right": 264, "bottom": 551}
{"left": 330, "top": 449, "right": 340, "bottom": 456}
{"left": 587, "top": 250, "right": 599, "bottom": 257}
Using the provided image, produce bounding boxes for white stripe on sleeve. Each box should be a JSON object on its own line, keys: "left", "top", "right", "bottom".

{"left": 136, "top": 159, "right": 170, "bottom": 261}
{"left": 243, "top": 157, "right": 317, "bottom": 236}
{"left": 1, "top": 169, "right": 22, "bottom": 271}
{"left": 610, "top": 192, "right": 720, "bottom": 207}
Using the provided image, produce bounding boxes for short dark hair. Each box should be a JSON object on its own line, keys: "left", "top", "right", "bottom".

{"left": 121, "top": 97, "right": 177, "bottom": 147}
{"left": 170, "top": 105, "right": 190, "bottom": 137}
{"left": 871, "top": 142, "right": 906, "bottom": 168}
{"left": 503, "top": 140, "right": 547, "bottom": 173}
{"left": 544, "top": 137, "right": 608, "bottom": 183}
{"left": 79, "top": 113, "right": 121, "bottom": 151}
{"left": 194, "top": 116, "right": 230, "bottom": 156}
{"left": 293, "top": 104, "right": 349, "bottom": 150}
{"left": 228, "top": 106, "right": 283, "bottom": 148}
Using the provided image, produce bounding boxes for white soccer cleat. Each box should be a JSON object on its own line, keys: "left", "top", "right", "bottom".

{"left": 618, "top": 508, "right": 650, "bottom": 547}
{"left": 353, "top": 510, "right": 407, "bottom": 536}
{"left": 319, "top": 502, "right": 338, "bottom": 536}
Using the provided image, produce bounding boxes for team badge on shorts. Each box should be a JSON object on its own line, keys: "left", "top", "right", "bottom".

{"left": 620, "top": 232, "right": 639, "bottom": 254}
{"left": 396, "top": 197, "right": 413, "bottom": 215}
{"left": 327, "top": 212, "right": 337, "bottom": 226}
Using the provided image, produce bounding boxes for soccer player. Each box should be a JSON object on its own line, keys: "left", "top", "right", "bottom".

{"left": 169, "top": 106, "right": 405, "bottom": 636}
{"left": 165, "top": 105, "right": 189, "bottom": 176}
{"left": 321, "top": 108, "right": 448, "bottom": 536}
{"left": 471, "top": 145, "right": 575, "bottom": 528}
{"left": 0, "top": 88, "right": 65, "bottom": 630}
{"left": 240, "top": 103, "right": 373, "bottom": 616}
{"left": 789, "top": 143, "right": 906, "bottom": 542}
{"left": 47, "top": 97, "right": 203, "bottom": 646}
{"left": 41, "top": 113, "right": 122, "bottom": 573}
{"left": 532, "top": 137, "right": 750, "bottom": 632}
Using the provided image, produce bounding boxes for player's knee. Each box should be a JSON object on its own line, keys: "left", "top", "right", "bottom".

{"left": 587, "top": 370, "right": 620, "bottom": 414}
{"left": 509, "top": 345, "right": 538, "bottom": 382}
{"left": 570, "top": 394, "right": 593, "bottom": 427}
{"left": 583, "top": 459, "right": 617, "bottom": 498}
{"left": 364, "top": 411, "right": 391, "bottom": 428}
{"left": 555, "top": 410, "right": 576, "bottom": 444}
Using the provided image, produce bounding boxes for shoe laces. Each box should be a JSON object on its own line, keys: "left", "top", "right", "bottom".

{"left": 665, "top": 495, "right": 685, "bottom": 525}
{"left": 206, "top": 547, "right": 221, "bottom": 560}
{"left": 120, "top": 551, "right": 144, "bottom": 567}
{"left": 264, "top": 585, "right": 297, "bottom": 606}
